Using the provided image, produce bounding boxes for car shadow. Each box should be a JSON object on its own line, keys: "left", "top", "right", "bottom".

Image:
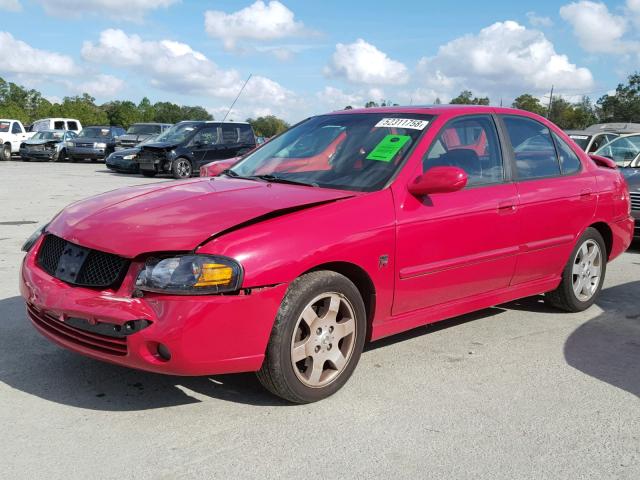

{"left": 563, "top": 280, "right": 640, "bottom": 398}
{"left": 0, "top": 296, "right": 288, "bottom": 410}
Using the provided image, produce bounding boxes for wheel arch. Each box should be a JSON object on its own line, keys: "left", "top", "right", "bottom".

{"left": 588, "top": 221, "right": 613, "bottom": 259}
{"left": 303, "top": 261, "right": 376, "bottom": 341}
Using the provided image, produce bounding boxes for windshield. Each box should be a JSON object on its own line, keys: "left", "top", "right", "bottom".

{"left": 79, "top": 127, "right": 112, "bottom": 138}
{"left": 140, "top": 134, "right": 160, "bottom": 145}
{"left": 232, "top": 113, "right": 432, "bottom": 192}
{"left": 568, "top": 134, "right": 591, "bottom": 150}
{"left": 594, "top": 135, "right": 640, "bottom": 167}
{"left": 32, "top": 131, "right": 63, "bottom": 140}
{"left": 127, "top": 124, "right": 162, "bottom": 135}
{"left": 155, "top": 122, "right": 200, "bottom": 143}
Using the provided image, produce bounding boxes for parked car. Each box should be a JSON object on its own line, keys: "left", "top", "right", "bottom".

{"left": 115, "top": 123, "right": 172, "bottom": 151}
{"left": 0, "top": 119, "right": 34, "bottom": 160}
{"left": 31, "top": 118, "right": 82, "bottom": 133}
{"left": 19, "top": 130, "right": 78, "bottom": 162}
{"left": 19, "top": 106, "right": 633, "bottom": 403}
{"left": 106, "top": 135, "right": 161, "bottom": 174}
{"left": 136, "top": 121, "right": 256, "bottom": 179}
{"left": 565, "top": 130, "right": 618, "bottom": 153}
{"left": 593, "top": 133, "right": 640, "bottom": 238}
{"left": 67, "top": 125, "right": 126, "bottom": 162}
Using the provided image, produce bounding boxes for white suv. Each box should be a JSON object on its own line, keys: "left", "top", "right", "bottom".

{"left": 0, "top": 119, "right": 33, "bottom": 161}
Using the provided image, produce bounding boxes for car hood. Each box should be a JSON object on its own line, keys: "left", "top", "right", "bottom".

{"left": 47, "top": 178, "right": 356, "bottom": 258}
{"left": 24, "top": 139, "right": 60, "bottom": 146}
{"left": 111, "top": 146, "right": 141, "bottom": 156}
{"left": 72, "top": 137, "right": 111, "bottom": 144}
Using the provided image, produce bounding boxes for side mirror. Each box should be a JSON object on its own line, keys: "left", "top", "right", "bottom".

{"left": 408, "top": 166, "right": 467, "bottom": 196}
{"left": 589, "top": 154, "right": 617, "bottom": 169}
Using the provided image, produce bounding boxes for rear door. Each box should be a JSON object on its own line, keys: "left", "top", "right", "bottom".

{"left": 500, "top": 115, "right": 597, "bottom": 285}
{"left": 189, "top": 126, "right": 220, "bottom": 167}
{"left": 393, "top": 114, "right": 520, "bottom": 315}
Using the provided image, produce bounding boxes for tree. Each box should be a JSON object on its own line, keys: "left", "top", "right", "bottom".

{"left": 450, "top": 90, "right": 490, "bottom": 105}
{"left": 364, "top": 101, "right": 379, "bottom": 108}
{"left": 102, "top": 100, "right": 141, "bottom": 128}
{"left": 512, "top": 94, "right": 546, "bottom": 116}
{"left": 597, "top": 72, "right": 640, "bottom": 122}
{"left": 178, "top": 105, "right": 213, "bottom": 121}
{"left": 344, "top": 105, "right": 353, "bottom": 110}
{"left": 246, "top": 115, "right": 289, "bottom": 137}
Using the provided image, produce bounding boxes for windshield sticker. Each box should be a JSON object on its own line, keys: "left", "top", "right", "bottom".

{"left": 570, "top": 135, "right": 589, "bottom": 140}
{"left": 375, "top": 118, "right": 429, "bottom": 130}
{"left": 366, "top": 134, "right": 411, "bottom": 162}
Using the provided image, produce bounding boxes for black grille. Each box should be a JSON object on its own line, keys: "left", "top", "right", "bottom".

{"left": 630, "top": 192, "right": 640, "bottom": 211}
{"left": 37, "top": 234, "right": 129, "bottom": 289}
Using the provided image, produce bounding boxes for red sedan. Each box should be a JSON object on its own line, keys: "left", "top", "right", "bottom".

{"left": 20, "top": 106, "right": 634, "bottom": 403}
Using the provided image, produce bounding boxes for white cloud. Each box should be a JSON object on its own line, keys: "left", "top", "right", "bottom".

{"left": 0, "top": 31, "right": 78, "bottom": 76}
{"left": 0, "top": 0, "right": 22, "bottom": 12}
{"left": 81, "top": 29, "right": 300, "bottom": 120}
{"left": 559, "top": 1, "right": 638, "bottom": 53}
{"left": 73, "top": 74, "right": 125, "bottom": 98}
{"left": 417, "top": 21, "right": 594, "bottom": 101}
{"left": 34, "top": 0, "right": 178, "bottom": 21}
{"left": 526, "top": 11, "right": 553, "bottom": 27}
{"left": 205, "top": 1, "right": 305, "bottom": 51}
{"left": 325, "top": 39, "right": 409, "bottom": 86}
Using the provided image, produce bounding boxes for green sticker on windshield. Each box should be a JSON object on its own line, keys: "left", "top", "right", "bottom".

{"left": 366, "top": 134, "right": 411, "bottom": 162}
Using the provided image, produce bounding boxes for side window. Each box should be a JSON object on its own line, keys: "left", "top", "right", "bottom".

{"left": 54, "top": 121, "right": 65, "bottom": 130}
{"left": 502, "top": 116, "right": 560, "bottom": 180}
{"left": 424, "top": 115, "right": 503, "bottom": 187}
{"left": 552, "top": 132, "right": 582, "bottom": 174}
{"left": 221, "top": 125, "right": 239, "bottom": 144}
{"left": 588, "top": 134, "right": 605, "bottom": 153}
{"left": 12, "top": 122, "right": 23, "bottom": 134}
{"left": 192, "top": 127, "right": 219, "bottom": 146}
{"left": 67, "top": 121, "right": 78, "bottom": 131}
{"left": 238, "top": 125, "right": 255, "bottom": 144}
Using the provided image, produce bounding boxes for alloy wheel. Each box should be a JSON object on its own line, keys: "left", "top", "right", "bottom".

{"left": 572, "top": 239, "right": 602, "bottom": 302}
{"left": 176, "top": 159, "right": 191, "bottom": 178}
{"left": 290, "top": 292, "right": 357, "bottom": 388}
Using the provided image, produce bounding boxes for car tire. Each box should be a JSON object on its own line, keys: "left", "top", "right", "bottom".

{"left": 141, "top": 170, "right": 156, "bottom": 177}
{"left": 51, "top": 149, "right": 65, "bottom": 162}
{"left": 2, "top": 144, "right": 11, "bottom": 161}
{"left": 257, "top": 271, "right": 366, "bottom": 403}
{"left": 544, "top": 227, "right": 607, "bottom": 312}
{"left": 172, "top": 157, "right": 193, "bottom": 179}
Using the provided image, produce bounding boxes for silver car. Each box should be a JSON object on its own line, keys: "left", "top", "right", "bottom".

{"left": 19, "top": 130, "right": 78, "bottom": 162}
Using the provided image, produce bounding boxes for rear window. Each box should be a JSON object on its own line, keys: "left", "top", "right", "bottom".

{"left": 67, "top": 121, "right": 79, "bottom": 131}
{"left": 239, "top": 124, "right": 255, "bottom": 144}
{"left": 0, "top": 122, "right": 10, "bottom": 132}
{"left": 54, "top": 121, "right": 65, "bottom": 129}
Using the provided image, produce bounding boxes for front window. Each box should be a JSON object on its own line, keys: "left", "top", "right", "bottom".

{"left": 79, "top": 127, "right": 112, "bottom": 138}
{"left": 155, "top": 122, "right": 200, "bottom": 144}
{"left": 127, "top": 124, "right": 161, "bottom": 135}
{"left": 32, "top": 131, "right": 64, "bottom": 140}
{"left": 594, "top": 135, "right": 640, "bottom": 167}
{"left": 232, "top": 113, "right": 432, "bottom": 192}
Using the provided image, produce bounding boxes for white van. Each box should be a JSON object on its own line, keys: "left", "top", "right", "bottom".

{"left": 31, "top": 118, "right": 82, "bottom": 133}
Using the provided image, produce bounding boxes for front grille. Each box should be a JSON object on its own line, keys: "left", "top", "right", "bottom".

{"left": 27, "top": 145, "right": 45, "bottom": 151}
{"left": 27, "top": 303, "right": 128, "bottom": 356}
{"left": 630, "top": 192, "right": 640, "bottom": 211}
{"left": 37, "top": 234, "right": 129, "bottom": 289}
{"left": 75, "top": 143, "right": 94, "bottom": 149}
{"left": 118, "top": 141, "right": 137, "bottom": 148}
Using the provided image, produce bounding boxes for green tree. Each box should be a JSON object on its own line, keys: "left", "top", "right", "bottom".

{"left": 344, "top": 105, "right": 353, "bottom": 110}
{"left": 246, "top": 115, "right": 289, "bottom": 137}
{"left": 102, "top": 100, "right": 141, "bottom": 128}
{"left": 178, "top": 105, "right": 213, "bottom": 121}
{"left": 364, "top": 101, "right": 379, "bottom": 108}
{"left": 597, "top": 72, "right": 640, "bottom": 122}
{"left": 512, "top": 93, "right": 546, "bottom": 116}
{"left": 55, "top": 94, "right": 109, "bottom": 126}
{"left": 450, "top": 90, "right": 490, "bottom": 105}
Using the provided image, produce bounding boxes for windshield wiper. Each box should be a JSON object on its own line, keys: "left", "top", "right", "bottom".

{"left": 250, "top": 174, "right": 318, "bottom": 187}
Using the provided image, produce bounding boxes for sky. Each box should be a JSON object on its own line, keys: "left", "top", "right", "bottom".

{"left": 0, "top": 0, "right": 638, "bottom": 123}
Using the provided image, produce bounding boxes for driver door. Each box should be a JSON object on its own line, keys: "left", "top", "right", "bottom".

{"left": 393, "top": 114, "right": 520, "bottom": 315}
{"left": 189, "top": 127, "right": 220, "bottom": 167}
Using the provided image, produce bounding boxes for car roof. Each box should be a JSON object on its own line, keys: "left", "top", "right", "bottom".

{"left": 584, "top": 123, "right": 640, "bottom": 134}
{"left": 327, "top": 105, "right": 536, "bottom": 117}
{"left": 177, "top": 120, "right": 251, "bottom": 125}
{"left": 36, "top": 129, "right": 66, "bottom": 133}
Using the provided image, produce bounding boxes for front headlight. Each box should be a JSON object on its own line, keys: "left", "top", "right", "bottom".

{"left": 22, "top": 224, "right": 47, "bottom": 252}
{"left": 123, "top": 154, "right": 136, "bottom": 160}
{"left": 95, "top": 142, "right": 107, "bottom": 149}
{"left": 65, "top": 141, "right": 74, "bottom": 148}
{"left": 135, "top": 255, "right": 243, "bottom": 295}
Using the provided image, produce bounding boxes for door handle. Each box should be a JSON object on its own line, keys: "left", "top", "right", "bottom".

{"left": 498, "top": 201, "right": 517, "bottom": 214}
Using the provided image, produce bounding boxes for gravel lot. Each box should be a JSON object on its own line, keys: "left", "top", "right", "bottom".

{"left": 0, "top": 161, "right": 638, "bottom": 480}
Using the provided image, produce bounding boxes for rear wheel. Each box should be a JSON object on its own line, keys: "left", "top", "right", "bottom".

{"left": 172, "top": 157, "right": 193, "bottom": 179}
{"left": 545, "top": 227, "right": 607, "bottom": 312}
{"left": 257, "top": 271, "right": 366, "bottom": 403}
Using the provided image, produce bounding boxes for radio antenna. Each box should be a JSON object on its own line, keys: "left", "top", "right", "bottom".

{"left": 222, "top": 74, "right": 252, "bottom": 122}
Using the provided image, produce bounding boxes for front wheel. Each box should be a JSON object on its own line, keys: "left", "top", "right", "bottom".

{"left": 172, "top": 157, "right": 193, "bottom": 179}
{"left": 51, "top": 149, "right": 65, "bottom": 162}
{"left": 257, "top": 271, "right": 366, "bottom": 403}
{"left": 2, "top": 144, "right": 11, "bottom": 161}
{"left": 545, "top": 227, "right": 607, "bottom": 312}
